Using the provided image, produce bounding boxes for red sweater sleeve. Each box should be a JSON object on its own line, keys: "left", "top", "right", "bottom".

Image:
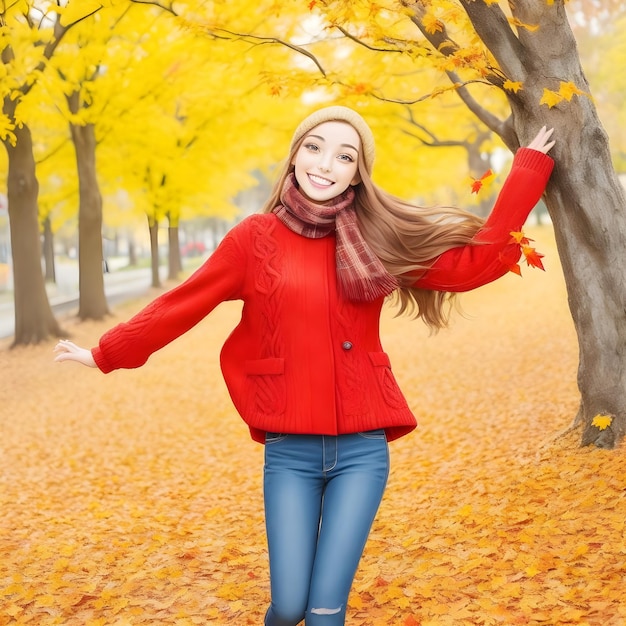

{"left": 412, "top": 148, "right": 554, "bottom": 292}
{"left": 92, "top": 221, "right": 248, "bottom": 373}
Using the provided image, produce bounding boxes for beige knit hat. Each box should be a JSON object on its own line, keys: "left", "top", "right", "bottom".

{"left": 290, "top": 106, "right": 376, "bottom": 174}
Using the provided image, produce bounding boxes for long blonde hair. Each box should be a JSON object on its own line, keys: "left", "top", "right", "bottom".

{"left": 262, "top": 137, "right": 485, "bottom": 331}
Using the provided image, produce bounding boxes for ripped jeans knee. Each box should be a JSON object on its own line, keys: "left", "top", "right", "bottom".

{"left": 305, "top": 604, "right": 346, "bottom": 625}
{"left": 310, "top": 606, "right": 342, "bottom": 616}
{"left": 264, "top": 603, "right": 345, "bottom": 626}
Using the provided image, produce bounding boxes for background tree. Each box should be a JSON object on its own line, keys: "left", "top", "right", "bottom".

{"left": 0, "top": 2, "right": 106, "bottom": 345}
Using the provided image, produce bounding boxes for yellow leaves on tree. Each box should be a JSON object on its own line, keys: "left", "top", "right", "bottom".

{"left": 0, "top": 114, "right": 16, "bottom": 146}
{"left": 422, "top": 13, "right": 444, "bottom": 35}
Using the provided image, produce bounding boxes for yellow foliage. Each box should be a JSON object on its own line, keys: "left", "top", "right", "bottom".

{"left": 423, "top": 14, "right": 444, "bottom": 35}
{"left": 0, "top": 115, "right": 17, "bottom": 146}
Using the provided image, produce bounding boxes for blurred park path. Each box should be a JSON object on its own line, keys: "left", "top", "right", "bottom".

{"left": 0, "top": 262, "right": 171, "bottom": 339}
{"left": 1, "top": 226, "right": 625, "bottom": 625}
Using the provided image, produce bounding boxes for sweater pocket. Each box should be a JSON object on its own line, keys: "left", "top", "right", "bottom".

{"left": 244, "top": 357, "right": 287, "bottom": 418}
{"left": 368, "top": 352, "right": 410, "bottom": 410}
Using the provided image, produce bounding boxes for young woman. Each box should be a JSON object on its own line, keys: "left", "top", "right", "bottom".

{"left": 54, "top": 106, "right": 555, "bottom": 625}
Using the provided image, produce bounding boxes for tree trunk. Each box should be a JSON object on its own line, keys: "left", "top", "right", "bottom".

{"left": 546, "top": 137, "right": 626, "bottom": 449}
{"left": 42, "top": 216, "right": 56, "bottom": 283}
{"left": 167, "top": 218, "right": 182, "bottom": 281}
{"left": 3, "top": 125, "right": 64, "bottom": 346}
{"left": 68, "top": 96, "right": 110, "bottom": 320}
{"left": 465, "top": 0, "right": 626, "bottom": 447}
{"left": 148, "top": 217, "right": 161, "bottom": 288}
{"left": 128, "top": 232, "right": 137, "bottom": 266}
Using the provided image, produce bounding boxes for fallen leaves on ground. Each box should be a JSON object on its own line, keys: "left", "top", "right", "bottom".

{"left": 1, "top": 227, "right": 624, "bottom": 626}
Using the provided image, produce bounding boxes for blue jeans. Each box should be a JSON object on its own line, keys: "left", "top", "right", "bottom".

{"left": 263, "top": 430, "right": 390, "bottom": 626}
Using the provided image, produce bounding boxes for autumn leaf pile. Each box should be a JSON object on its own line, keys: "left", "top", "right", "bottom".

{"left": 1, "top": 227, "right": 624, "bottom": 626}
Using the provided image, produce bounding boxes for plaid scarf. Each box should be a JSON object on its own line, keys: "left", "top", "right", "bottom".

{"left": 273, "top": 173, "right": 399, "bottom": 302}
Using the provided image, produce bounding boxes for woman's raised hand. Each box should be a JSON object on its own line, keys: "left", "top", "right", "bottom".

{"left": 526, "top": 126, "right": 555, "bottom": 154}
{"left": 53, "top": 340, "right": 97, "bottom": 368}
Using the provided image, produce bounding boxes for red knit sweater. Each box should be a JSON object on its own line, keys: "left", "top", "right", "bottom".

{"left": 93, "top": 148, "right": 553, "bottom": 443}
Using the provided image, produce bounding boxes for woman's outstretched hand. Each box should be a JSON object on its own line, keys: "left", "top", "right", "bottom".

{"left": 54, "top": 340, "right": 97, "bottom": 368}
{"left": 527, "top": 126, "right": 555, "bottom": 154}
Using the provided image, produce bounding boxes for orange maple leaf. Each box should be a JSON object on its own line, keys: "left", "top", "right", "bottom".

{"left": 510, "top": 230, "right": 532, "bottom": 245}
{"left": 471, "top": 169, "right": 495, "bottom": 194}
{"left": 522, "top": 245, "right": 545, "bottom": 270}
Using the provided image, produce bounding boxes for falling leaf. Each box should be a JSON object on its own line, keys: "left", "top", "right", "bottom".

{"left": 521, "top": 245, "right": 545, "bottom": 270}
{"left": 510, "top": 230, "right": 532, "bottom": 245}
{"left": 470, "top": 169, "right": 495, "bottom": 194}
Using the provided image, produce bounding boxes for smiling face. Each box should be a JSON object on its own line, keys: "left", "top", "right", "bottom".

{"left": 292, "top": 121, "right": 361, "bottom": 203}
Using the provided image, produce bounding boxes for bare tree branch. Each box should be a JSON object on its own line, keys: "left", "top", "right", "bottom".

{"left": 445, "top": 69, "right": 517, "bottom": 150}
{"left": 212, "top": 29, "right": 328, "bottom": 77}
{"left": 400, "top": 106, "right": 469, "bottom": 148}
{"left": 368, "top": 78, "right": 491, "bottom": 105}
{"left": 129, "top": 0, "right": 177, "bottom": 15}
{"left": 129, "top": 1, "right": 328, "bottom": 77}
{"left": 335, "top": 24, "right": 410, "bottom": 54}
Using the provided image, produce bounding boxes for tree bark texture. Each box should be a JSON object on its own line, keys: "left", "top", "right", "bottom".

{"left": 168, "top": 223, "right": 182, "bottom": 281}
{"left": 3, "top": 125, "right": 63, "bottom": 346}
{"left": 148, "top": 218, "right": 161, "bottom": 288}
{"left": 42, "top": 217, "right": 56, "bottom": 283}
{"left": 462, "top": 0, "right": 626, "bottom": 447}
{"left": 68, "top": 99, "right": 110, "bottom": 321}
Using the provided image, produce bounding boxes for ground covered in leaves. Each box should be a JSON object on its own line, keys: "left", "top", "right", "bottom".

{"left": 1, "top": 227, "right": 625, "bottom": 626}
